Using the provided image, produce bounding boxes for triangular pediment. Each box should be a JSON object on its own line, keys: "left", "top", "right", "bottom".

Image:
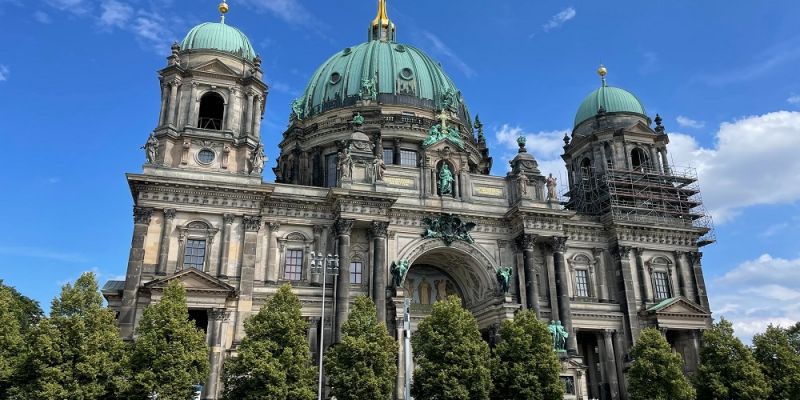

{"left": 193, "top": 59, "right": 238, "bottom": 76}
{"left": 647, "top": 296, "right": 709, "bottom": 316}
{"left": 145, "top": 268, "right": 236, "bottom": 295}
{"left": 624, "top": 120, "right": 656, "bottom": 135}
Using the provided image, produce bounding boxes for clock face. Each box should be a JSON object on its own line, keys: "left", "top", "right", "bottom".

{"left": 198, "top": 149, "right": 215, "bottom": 164}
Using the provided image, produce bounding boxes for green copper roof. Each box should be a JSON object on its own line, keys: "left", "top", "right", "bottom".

{"left": 574, "top": 84, "right": 647, "bottom": 128}
{"left": 180, "top": 22, "right": 256, "bottom": 61}
{"left": 296, "top": 40, "right": 465, "bottom": 118}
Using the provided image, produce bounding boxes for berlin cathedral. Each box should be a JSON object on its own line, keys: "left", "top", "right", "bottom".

{"left": 103, "top": 1, "right": 715, "bottom": 399}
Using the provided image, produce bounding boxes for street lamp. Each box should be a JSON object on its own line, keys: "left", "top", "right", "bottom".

{"left": 309, "top": 251, "right": 339, "bottom": 400}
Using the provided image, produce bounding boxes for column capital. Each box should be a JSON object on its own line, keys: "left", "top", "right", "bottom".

{"left": 163, "top": 208, "right": 176, "bottom": 220}
{"left": 515, "top": 233, "right": 537, "bottom": 250}
{"left": 674, "top": 250, "right": 686, "bottom": 258}
{"left": 242, "top": 215, "right": 262, "bottom": 232}
{"left": 209, "top": 308, "right": 227, "bottom": 321}
{"left": 133, "top": 206, "right": 153, "bottom": 225}
{"left": 614, "top": 245, "right": 632, "bottom": 260}
{"left": 223, "top": 213, "right": 235, "bottom": 225}
{"left": 603, "top": 329, "right": 616, "bottom": 338}
{"left": 370, "top": 221, "right": 389, "bottom": 238}
{"left": 551, "top": 236, "right": 567, "bottom": 253}
{"left": 312, "top": 225, "right": 324, "bottom": 236}
{"left": 632, "top": 247, "right": 644, "bottom": 257}
{"left": 689, "top": 251, "right": 703, "bottom": 265}
{"left": 334, "top": 218, "right": 355, "bottom": 236}
{"left": 267, "top": 221, "right": 281, "bottom": 231}
{"left": 592, "top": 247, "right": 605, "bottom": 257}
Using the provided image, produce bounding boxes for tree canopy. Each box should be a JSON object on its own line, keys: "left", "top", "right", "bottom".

{"left": 411, "top": 295, "right": 492, "bottom": 400}
{"left": 222, "top": 284, "right": 315, "bottom": 400}
{"left": 627, "top": 328, "right": 695, "bottom": 400}
{"left": 695, "top": 318, "right": 770, "bottom": 400}
{"left": 128, "top": 280, "right": 209, "bottom": 400}
{"left": 490, "top": 310, "right": 563, "bottom": 400}
{"left": 753, "top": 325, "right": 800, "bottom": 400}
{"left": 325, "top": 296, "right": 397, "bottom": 400}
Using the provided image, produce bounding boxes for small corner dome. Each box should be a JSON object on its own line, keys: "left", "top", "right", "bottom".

{"left": 180, "top": 22, "right": 256, "bottom": 61}
{"left": 574, "top": 85, "right": 647, "bottom": 128}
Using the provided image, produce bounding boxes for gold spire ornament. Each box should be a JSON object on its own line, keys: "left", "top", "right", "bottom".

{"left": 219, "top": 0, "right": 229, "bottom": 23}
{"left": 597, "top": 64, "right": 607, "bottom": 86}
{"left": 372, "top": 0, "right": 390, "bottom": 28}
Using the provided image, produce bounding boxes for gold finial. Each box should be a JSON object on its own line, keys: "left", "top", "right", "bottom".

{"left": 219, "top": 1, "right": 229, "bottom": 23}
{"left": 597, "top": 64, "right": 607, "bottom": 86}
{"left": 372, "top": 0, "right": 390, "bottom": 28}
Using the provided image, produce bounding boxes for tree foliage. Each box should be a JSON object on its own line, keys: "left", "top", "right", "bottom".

{"left": 325, "top": 296, "right": 397, "bottom": 400}
{"left": 0, "top": 287, "right": 26, "bottom": 398}
{"left": 786, "top": 321, "right": 800, "bottom": 355}
{"left": 695, "top": 318, "right": 770, "bottom": 400}
{"left": 222, "top": 284, "right": 315, "bottom": 400}
{"left": 753, "top": 325, "right": 800, "bottom": 400}
{"left": 627, "top": 328, "right": 695, "bottom": 400}
{"left": 128, "top": 280, "right": 209, "bottom": 400}
{"left": 7, "top": 272, "right": 128, "bottom": 400}
{"left": 411, "top": 295, "right": 492, "bottom": 400}
{"left": 490, "top": 310, "right": 563, "bottom": 400}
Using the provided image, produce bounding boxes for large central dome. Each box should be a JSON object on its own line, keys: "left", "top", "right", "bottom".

{"left": 293, "top": 1, "right": 468, "bottom": 122}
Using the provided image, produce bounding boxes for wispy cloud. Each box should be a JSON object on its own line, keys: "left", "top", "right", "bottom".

{"left": 99, "top": 0, "right": 132, "bottom": 29}
{"left": 270, "top": 81, "right": 300, "bottom": 96}
{"left": 34, "top": 10, "right": 51, "bottom": 24}
{"left": 0, "top": 245, "right": 89, "bottom": 264}
{"left": 46, "top": 0, "right": 90, "bottom": 15}
{"left": 418, "top": 31, "right": 476, "bottom": 79}
{"left": 0, "top": 65, "right": 8, "bottom": 81}
{"left": 788, "top": 94, "right": 800, "bottom": 105}
{"left": 542, "top": 7, "right": 576, "bottom": 32}
{"left": 676, "top": 115, "right": 705, "bottom": 129}
{"left": 243, "top": 0, "right": 316, "bottom": 27}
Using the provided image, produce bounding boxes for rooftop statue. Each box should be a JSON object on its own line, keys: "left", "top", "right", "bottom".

{"left": 496, "top": 266, "right": 513, "bottom": 294}
{"left": 142, "top": 133, "right": 159, "bottom": 164}
{"left": 248, "top": 143, "right": 266, "bottom": 175}
{"left": 546, "top": 173, "right": 558, "bottom": 201}
{"left": 291, "top": 98, "right": 305, "bottom": 121}
{"left": 391, "top": 259, "right": 410, "bottom": 287}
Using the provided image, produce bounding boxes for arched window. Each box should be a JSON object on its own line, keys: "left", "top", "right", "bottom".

{"left": 198, "top": 92, "right": 224, "bottom": 130}
{"left": 604, "top": 142, "right": 614, "bottom": 168}
{"left": 631, "top": 147, "right": 649, "bottom": 171}
{"left": 580, "top": 157, "right": 592, "bottom": 178}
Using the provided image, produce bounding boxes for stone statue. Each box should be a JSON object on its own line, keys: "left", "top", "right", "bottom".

{"left": 291, "top": 98, "right": 304, "bottom": 120}
{"left": 360, "top": 76, "right": 377, "bottom": 101}
{"left": 439, "top": 163, "right": 455, "bottom": 196}
{"left": 548, "top": 320, "right": 569, "bottom": 352}
{"left": 496, "top": 266, "right": 513, "bottom": 294}
{"left": 391, "top": 259, "right": 410, "bottom": 287}
{"left": 419, "top": 278, "right": 431, "bottom": 305}
{"left": 142, "top": 133, "right": 159, "bottom": 164}
{"left": 421, "top": 213, "right": 476, "bottom": 246}
{"left": 372, "top": 157, "right": 386, "bottom": 182}
{"left": 435, "top": 279, "right": 448, "bottom": 301}
{"left": 546, "top": 173, "right": 558, "bottom": 201}
{"left": 337, "top": 148, "right": 353, "bottom": 181}
{"left": 517, "top": 173, "right": 529, "bottom": 195}
{"left": 352, "top": 112, "right": 364, "bottom": 126}
{"left": 248, "top": 143, "right": 266, "bottom": 175}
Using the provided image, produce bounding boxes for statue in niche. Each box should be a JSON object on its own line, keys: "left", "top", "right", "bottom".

{"left": 367, "top": 157, "right": 386, "bottom": 184}
{"left": 142, "top": 133, "right": 159, "bottom": 164}
{"left": 404, "top": 277, "right": 415, "bottom": 299}
{"left": 439, "top": 163, "right": 455, "bottom": 196}
{"left": 436, "top": 279, "right": 448, "bottom": 301}
{"left": 419, "top": 278, "right": 431, "bottom": 305}
{"left": 546, "top": 173, "right": 558, "bottom": 201}
{"left": 548, "top": 320, "right": 569, "bottom": 353}
{"left": 496, "top": 266, "right": 513, "bottom": 294}
{"left": 248, "top": 143, "right": 266, "bottom": 175}
{"left": 517, "top": 173, "right": 529, "bottom": 195}
{"left": 391, "top": 259, "right": 410, "bottom": 287}
{"left": 337, "top": 147, "right": 353, "bottom": 181}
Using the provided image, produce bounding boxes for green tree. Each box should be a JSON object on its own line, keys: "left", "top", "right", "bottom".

{"left": 411, "top": 296, "right": 492, "bottom": 400}
{"left": 0, "top": 288, "right": 26, "bottom": 398}
{"left": 753, "top": 325, "right": 800, "bottom": 400}
{"left": 128, "top": 280, "right": 209, "bottom": 400}
{"left": 0, "top": 280, "right": 43, "bottom": 334}
{"left": 627, "top": 328, "right": 695, "bottom": 400}
{"left": 222, "top": 284, "right": 315, "bottom": 400}
{"left": 7, "top": 272, "right": 128, "bottom": 400}
{"left": 786, "top": 322, "right": 800, "bottom": 355}
{"left": 695, "top": 318, "right": 770, "bottom": 400}
{"left": 490, "top": 310, "right": 563, "bottom": 400}
{"left": 325, "top": 296, "right": 397, "bottom": 400}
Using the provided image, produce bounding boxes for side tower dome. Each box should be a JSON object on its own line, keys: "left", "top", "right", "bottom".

{"left": 572, "top": 65, "right": 649, "bottom": 132}
{"left": 180, "top": 22, "right": 256, "bottom": 61}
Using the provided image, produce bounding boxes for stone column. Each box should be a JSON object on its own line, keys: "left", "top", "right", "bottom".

{"left": 218, "top": 214, "right": 234, "bottom": 277}
{"left": 594, "top": 248, "right": 609, "bottom": 301}
{"left": 517, "top": 234, "right": 540, "bottom": 316}
{"left": 648, "top": 145, "right": 661, "bottom": 172}
{"left": 544, "top": 243, "right": 559, "bottom": 321}
{"left": 186, "top": 81, "right": 198, "bottom": 127}
{"left": 689, "top": 252, "right": 710, "bottom": 309}
{"left": 227, "top": 87, "right": 239, "bottom": 133}
{"left": 613, "top": 330, "right": 629, "bottom": 400}
{"left": 157, "top": 208, "right": 176, "bottom": 275}
{"left": 119, "top": 206, "right": 152, "bottom": 338}
{"left": 634, "top": 247, "right": 653, "bottom": 305}
{"left": 243, "top": 92, "right": 254, "bottom": 136}
{"left": 158, "top": 83, "right": 168, "bottom": 126}
{"left": 660, "top": 148, "right": 671, "bottom": 174}
{"left": 552, "top": 236, "right": 578, "bottom": 355}
{"left": 167, "top": 79, "right": 180, "bottom": 126}
{"left": 266, "top": 222, "right": 281, "bottom": 282}
{"left": 586, "top": 339, "right": 600, "bottom": 399}
{"left": 252, "top": 94, "right": 263, "bottom": 139}
{"left": 334, "top": 218, "right": 354, "bottom": 342}
{"left": 371, "top": 221, "right": 389, "bottom": 324}
{"left": 674, "top": 251, "right": 695, "bottom": 300}
{"left": 204, "top": 308, "right": 227, "bottom": 399}
{"left": 615, "top": 245, "right": 640, "bottom": 345}
{"left": 602, "top": 330, "right": 621, "bottom": 400}
{"left": 393, "top": 138, "right": 401, "bottom": 165}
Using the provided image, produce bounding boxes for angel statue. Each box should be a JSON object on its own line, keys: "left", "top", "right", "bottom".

{"left": 248, "top": 143, "right": 266, "bottom": 175}
{"left": 142, "top": 133, "right": 159, "bottom": 164}
{"left": 496, "top": 266, "right": 513, "bottom": 294}
{"left": 391, "top": 259, "right": 410, "bottom": 287}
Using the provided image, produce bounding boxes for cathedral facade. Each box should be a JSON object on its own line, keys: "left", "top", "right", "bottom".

{"left": 103, "top": 1, "right": 714, "bottom": 399}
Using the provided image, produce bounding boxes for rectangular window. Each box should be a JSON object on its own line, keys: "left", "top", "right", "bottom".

{"left": 653, "top": 271, "right": 671, "bottom": 300}
{"left": 575, "top": 269, "right": 589, "bottom": 297}
{"left": 325, "top": 153, "right": 338, "bottom": 188}
{"left": 284, "top": 249, "right": 304, "bottom": 281}
{"left": 350, "top": 261, "right": 363, "bottom": 284}
{"left": 400, "top": 149, "right": 417, "bottom": 167}
{"left": 383, "top": 148, "right": 394, "bottom": 163}
{"left": 183, "top": 239, "right": 206, "bottom": 270}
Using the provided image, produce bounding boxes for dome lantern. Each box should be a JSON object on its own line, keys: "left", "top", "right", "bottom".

{"left": 369, "top": 0, "right": 396, "bottom": 42}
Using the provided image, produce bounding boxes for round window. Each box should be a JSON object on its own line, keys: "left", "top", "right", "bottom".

{"left": 197, "top": 149, "right": 215, "bottom": 164}
{"left": 329, "top": 72, "right": 342, "bottom": 85}
{"left": 395, "top": 44, "right": 406, "bottom": 52}
{"left": 400, "top": 68, "right": 414, "bottom": 80}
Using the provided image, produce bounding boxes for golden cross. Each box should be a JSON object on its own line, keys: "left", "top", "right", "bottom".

{"left": 437, "top": 111, "right": 448, "bottom": 130}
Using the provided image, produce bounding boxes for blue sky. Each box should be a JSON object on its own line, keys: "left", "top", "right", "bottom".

{"left": 1, "top": 0, "right": 800, "bottom": 342}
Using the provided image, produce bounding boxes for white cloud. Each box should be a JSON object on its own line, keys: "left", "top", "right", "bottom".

{"left": 0, "top": 65, "right": 8, "bottom": 81}
{"left": 788, "top": 94, "right": 800, "bottom": 105}
{"left": 46, "top": 0, "right": 90, "bottom": 14}
{"left": 710, "top": 254, "right": 800, "bottom": 343}
{"left": 542, "top": 7, "right": 576, "bottom": 32}
{"left": 99, "top": 0, "right": 132, "bottom": 29}
{"left": 34, "top": 10, "right": 51, "bottom": 23}
{"left": 243, "top": 0, "right": 314, "bottom": 26}
{"left": 418, "top": 31, "right": 476, "bottom": 79}
{"left": 676, "top": 115, "right": 705, "bottom": 129}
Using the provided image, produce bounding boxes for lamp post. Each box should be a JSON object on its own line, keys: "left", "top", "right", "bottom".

{"left": 309, "top": 251, "right": 339, "bottom": 400}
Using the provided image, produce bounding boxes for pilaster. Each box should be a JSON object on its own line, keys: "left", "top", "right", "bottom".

{"left": 119, "top": 206, "right": 152, "bottom": 338}
{"left": 157, "top": 208, "right": 176, "bottom": 275}
{"left": 334, "top": 218, "right": 354, "bottom": 342}
{"left": 218, "top": 214, "right": 234, "bottom": 277}
{"left": 370, "top": 221, "right": 389, "bottom": 323}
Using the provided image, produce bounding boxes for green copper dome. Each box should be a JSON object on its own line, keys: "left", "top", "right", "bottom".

{"left": 574, "top": 85, "right": 647, "bottom": 128}
{"left": 180, "top": 22, "right": 256, "bottom": 61}
{"left": 295, "top": 40, "right": 466, "bottom": 119}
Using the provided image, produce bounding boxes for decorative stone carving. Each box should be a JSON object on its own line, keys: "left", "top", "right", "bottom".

{"left": 421, "top": 213, "right": 476, "bottom": 246}
{"left": 133, "top": 207, "right": 153, "bottom": 224}
{"left": 334, "top": 218, "right": 354, "bottom": 236}
{"left": 496, "top": 266, "right": 513, "bottom": 294}
{"left": 615, "top": 245, "right": 632, "bottom": 260}
{"left": 209, "top": 308, "right": 227, "bottom": 321}
{"left": 312, "top": 225, "right": 324, "bottom": 236}
{"left": 248, "top": 143, "right": 266, "bottom": 175}
{"left": 268, "top": 222, "right": 281, "bottom": 232}
{"left": 360, "top": 75, "right": 377, "bottom": 101}
{"left": 516, "top": 234, "right": 537, "bottom": 251}
{"left": 370, "top": 221, "right": 389, "bottom": 238}
{"left": 163, "top": 208, "right": 176, "bottom": 220}
{"left": 223, "top": 213, "right": 234, "bottom": 225}
{"left": 142, "top": 133, "right": 159, "bottom": 164}
{"left": 391, "top": 259, "right": 410, "bottom": 287}
{"left": 552, "top": 236, "right": 567, "bottom": 253}
{"left": 242, "top": 215, "right": 262, "bottom": 232}
{"left": 546, "top": 173, "right": 558, "bottom": 201}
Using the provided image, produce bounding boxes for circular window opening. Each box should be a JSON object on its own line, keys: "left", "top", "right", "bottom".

{"left": 395, "top": 44, "right": 406, "bottom": 52}
{"left": 342, "top": 47, "right": 352, "bottom": 55}
{"left": 198, "top": 149, "right": 215, "bottom": 164}
{"left": 329, "top": 72, "right": 342, "bottom": 85}
{"left": 400, "top": 68, "right": 414, "bottom": 80}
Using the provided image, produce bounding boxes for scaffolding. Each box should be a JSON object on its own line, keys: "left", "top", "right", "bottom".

{"left": 565, "top": 165, "right": 715, "bottom": 246}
